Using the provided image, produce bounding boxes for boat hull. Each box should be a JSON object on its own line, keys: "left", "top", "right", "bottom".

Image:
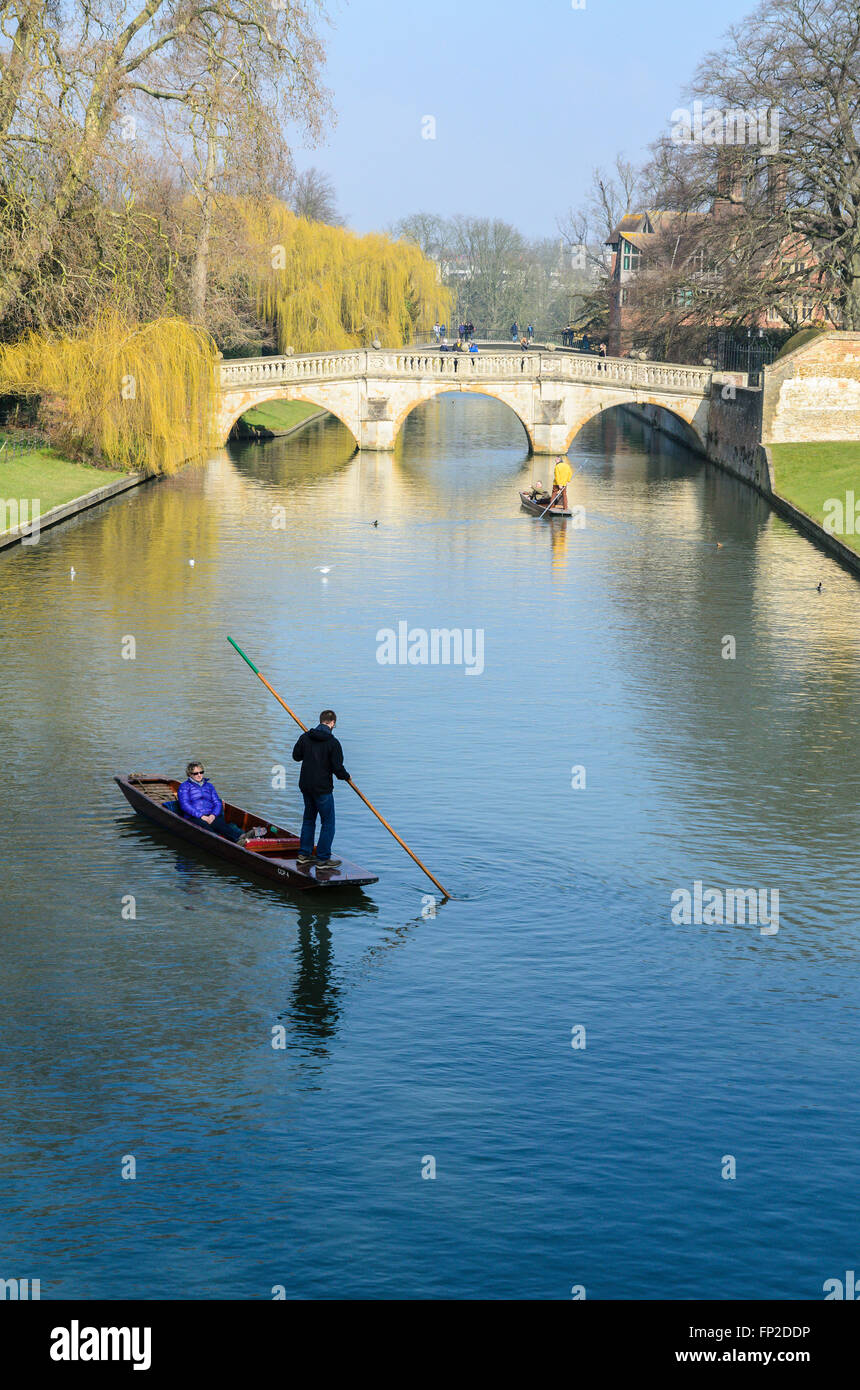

{"left": 115, "top": 774, "right": 379, "bottom": 890}
{"left": 519, "top": 490, "right": 572, "bottom": 518}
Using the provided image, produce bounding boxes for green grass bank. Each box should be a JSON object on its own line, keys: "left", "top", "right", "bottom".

{"left": 0, "top": 437, "right": 129, "bottom": 525}
{"left": 236, "top": 400, "right": 323, "bottom": 434}
{"left": 770, "top": 442, "right": 860, "bottom": 554}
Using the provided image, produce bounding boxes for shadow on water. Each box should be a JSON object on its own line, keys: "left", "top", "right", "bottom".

{"left": 278, "top": 895, "right": 450, "bottom": 1054}
{"left": 285, "top": 905, "right": 340, "bottom": 1048}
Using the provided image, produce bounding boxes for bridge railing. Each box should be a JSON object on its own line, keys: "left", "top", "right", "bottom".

{"left": 219, "top": 349, "right": 712, "bottom": 396}
{"left": 219, "top": 351, "right": 365, "bottom": 388}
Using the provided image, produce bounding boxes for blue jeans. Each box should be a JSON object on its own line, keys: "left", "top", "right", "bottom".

{"left": 192, "top": 813, "right": 241, "bottom": 843}
{"left": 300, "top": 791, "right": 335, "bottom": 859}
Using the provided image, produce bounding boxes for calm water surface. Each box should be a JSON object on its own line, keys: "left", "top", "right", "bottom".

{"left": 1, "top": 396, "right": 858, "bottom": 1299}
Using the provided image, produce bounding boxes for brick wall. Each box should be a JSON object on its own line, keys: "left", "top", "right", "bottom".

{"left": 706, "top": 387, "right": 769, "bottom": 488}
{"left": 624, "top": 390, "right": 771, "bottom": 490}
{"left": 762, "top": 331, "right": 860, "bottom": 443}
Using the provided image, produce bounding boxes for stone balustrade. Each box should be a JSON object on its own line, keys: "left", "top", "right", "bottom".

{"left": 219, "top": 349, "right": 713, "bottom": 398}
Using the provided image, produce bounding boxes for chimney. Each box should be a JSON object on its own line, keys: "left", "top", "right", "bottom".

{"left": 713, "top": 149, "right": 745, "bottom": 217}
{"left": 716, "top": 148, "right": 731, "bottom": 201}
{"left": 767, "top": 161, "right": 787, "bottom": 212}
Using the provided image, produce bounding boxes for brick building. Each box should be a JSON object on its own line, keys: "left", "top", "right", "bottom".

{"left": 605, "top": 167, "right": 835, "bottom": 359}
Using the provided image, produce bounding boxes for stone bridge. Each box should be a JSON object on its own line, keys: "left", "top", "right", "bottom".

{"left": 217, "top": 347, "right": 720, "bottom": 454}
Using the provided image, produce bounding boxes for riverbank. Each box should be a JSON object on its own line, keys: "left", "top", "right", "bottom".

{"left": 768, "top": 442, "right": 859, "bottom": 555}
{"left": 230, "top": 399, "right": 325, "bottom": 439}
{"left": 0, "top": 402, "right": 329, "bottom": 549}
{"left": 0, "top": 436, "right": 130, "bottom": 514}
{"left": 620, "top": 405, "right": 860, "bottom": 573}
{"left": 0, "top": 437, "right": 147, "bottom": 549}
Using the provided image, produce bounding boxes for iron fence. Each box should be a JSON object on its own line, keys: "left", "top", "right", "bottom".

{"left": 708, "top": 331, "right": 778, "bottom": 386}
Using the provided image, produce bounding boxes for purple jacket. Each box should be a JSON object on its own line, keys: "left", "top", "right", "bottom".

{"left": 178, "top": 777, "right": 222, "bottom": 819}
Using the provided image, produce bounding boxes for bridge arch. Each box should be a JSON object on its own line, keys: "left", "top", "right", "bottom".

{"left": 393, "top": 383, "right": 535, "bottom": 451}
{"left": 560, "top": 394, "right": 709, "bottom": 455}
{"left": 217, "top": 386, "right": 360, "bottom": 450}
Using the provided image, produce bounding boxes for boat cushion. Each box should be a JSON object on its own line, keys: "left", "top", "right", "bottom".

{"left": 244, "top": 837, "right": 302, "bottom": 854}
{"left": 162, "top": 799, "right": 181, "bottom": 813}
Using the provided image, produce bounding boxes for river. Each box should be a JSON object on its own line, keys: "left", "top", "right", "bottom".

{"left": 1, "top": 393, "right": 858, "bottom": 1299}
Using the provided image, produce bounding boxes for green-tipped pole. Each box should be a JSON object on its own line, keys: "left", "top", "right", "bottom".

{"left": 227, "top": 635, "right": 259, "bottom": 675}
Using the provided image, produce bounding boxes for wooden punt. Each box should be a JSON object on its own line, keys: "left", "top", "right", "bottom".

{"left": 519, "top": 490, "right": 573, "bottom": 518}
{"left": 115, "top": 774, "right": 379, "bottom": 890}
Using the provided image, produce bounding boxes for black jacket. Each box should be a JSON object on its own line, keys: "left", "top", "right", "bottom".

{"left": 292, "top": 724, "right": 350, "bottom": 796}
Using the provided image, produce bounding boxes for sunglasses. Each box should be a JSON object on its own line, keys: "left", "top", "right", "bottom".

{"left": 191, "top": 769, "right": 205, "bottom": 777}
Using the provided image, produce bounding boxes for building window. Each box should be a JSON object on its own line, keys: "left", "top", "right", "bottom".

{"left": 619, "top": 287, "right": 630, "bottom": 306}
{"left": 621, "top": 243, "right": 641, "bottom": 272}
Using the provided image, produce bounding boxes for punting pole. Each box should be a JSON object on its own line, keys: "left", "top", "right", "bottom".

{"left": 227, "top": 636, "right": 450, "bottom": 900}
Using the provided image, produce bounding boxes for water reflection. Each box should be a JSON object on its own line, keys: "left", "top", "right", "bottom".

{"left": 288, "top": 906, "right": 340, "bottom": 1049}
{"left": 549, "top": 518, "right": 569, "bottom": 578}
{"left": 278, "top": 892, "right": 443, "bottom": 1054}
{"left": 2, "top": 388, "right": 859, "bottom": 1300}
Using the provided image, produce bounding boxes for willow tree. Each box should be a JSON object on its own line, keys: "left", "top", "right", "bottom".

{"left": 237, "top": 200, "right": 451, "bottom": 352}
{"left": 0, "top": 312, "right": 218, "bottom": 473}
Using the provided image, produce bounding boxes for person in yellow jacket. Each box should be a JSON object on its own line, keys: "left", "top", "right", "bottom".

{"left": 550, "top": 456, "right": 573, "bottom": 509}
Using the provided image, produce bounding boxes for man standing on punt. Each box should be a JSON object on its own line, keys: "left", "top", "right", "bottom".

{"left": 292, "top": 710, "right": 351, "bottom": 869}
{"left": 550, "top": 455, "right": 573, "bottom": 510}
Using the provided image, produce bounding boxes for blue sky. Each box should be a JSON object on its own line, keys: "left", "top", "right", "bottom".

{"left": 292, "top": 0, "right": 757, "bottom": 238}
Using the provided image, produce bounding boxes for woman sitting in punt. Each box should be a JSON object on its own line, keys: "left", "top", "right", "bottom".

{"left": 177, "top": 761, "right": 249, "bottom": 844}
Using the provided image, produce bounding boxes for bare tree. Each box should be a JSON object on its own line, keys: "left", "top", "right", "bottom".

{"left": 444, "top": 215, "right": 531, "bottom": 333}
{"left": 0, "top": 0, "right": 43, "bottom": 141}
{"left": 389, "top": 211, "right": 450, "bottom": 262}
{"left": 141, "top": 5, "right": 326, "bottom": 324}
{"left": 558, "top": 155, "right": 643, "bottom": 273}
{"left": 645, "top": 0, "right": 860, "bottom": 329}
{"left": 392, "top": 212, "right": 590, "bottom": 337}
{"left": 289, "top": 166, "right": 344, "bottom": 225}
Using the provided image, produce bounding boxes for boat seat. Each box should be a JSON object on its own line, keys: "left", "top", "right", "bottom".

{"left": 244, "top": 837, "right": 301, "bottom": 855}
